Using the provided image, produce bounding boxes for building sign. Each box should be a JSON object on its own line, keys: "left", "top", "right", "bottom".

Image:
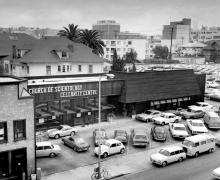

{"left": 28, "top": 84, "right": 98, "bottom": 98}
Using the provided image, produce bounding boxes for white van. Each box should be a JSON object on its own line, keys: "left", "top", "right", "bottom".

{"left": 203, "top": 111, "right": 220, "bottom": 129}
{"left": 182, "top": 133, "right": 215, "bottom": 157}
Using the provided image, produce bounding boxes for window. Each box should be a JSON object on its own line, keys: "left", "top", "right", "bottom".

{"left": 4, "top": 64, "right": 9, "bottom": 73}
{"left": 106, "top": 48, "right": 110, "bottom": 52}
{"left": 27, "top": 66, "right": 29, "bottom": 74}
{"left": 44, "top": 146, "right": 52, "bottom": 150}
{"left": 46, "top": 65, "right": 51, "bottom": 75}
{"left": 88, "top": 64, "right": 93, "bottom": 73}
{"left": 67, "top": 65, "right": 70, "bottom": 72}
{"left": 69, "top": 65, "right": 72, "bottom": 71}
{"left": 58, "top": 65, "right": 61, "bottom": 72}
{"left": 200, "top": 141, "right": 206, "bottom": 145}
{"left": 14, "top": 120, "right": 26, "bottom": 141}
{"left": 36, "top": 146, "right": 43, "bottom": 150}
{"left": 62, "top": 65, "right": 66, "bottom": 72}
{"left": 111, "top": 143, "right": 117, "bottom": 148}
{"left": 128, "top": 41, "right": 132, "bottom": 45}
{"left": 0, "top": 122, "right": 7, "bottom": 144}
{"left": 61, "top": 51, "right": 67, "bottom": 58}
{"left": 78, "top": 65, "right": 82, "bottom": 72}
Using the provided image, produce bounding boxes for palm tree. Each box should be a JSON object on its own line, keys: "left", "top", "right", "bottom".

{"left": 57, "top": 24, "right": 80, "bottom": 42}
{"left": 79, "top": 29, "right": 105, "bottom": 56}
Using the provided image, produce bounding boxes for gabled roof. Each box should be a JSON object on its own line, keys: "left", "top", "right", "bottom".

{"left": 19, "top": 36, "right": 104, "bottom": 64}
{"left": 0, "top": 32, "right": 37, "bottom": 55}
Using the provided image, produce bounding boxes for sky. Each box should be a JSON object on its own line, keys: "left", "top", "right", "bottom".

{"left": 0, "top": 0, "right": 220, "bottom": 35}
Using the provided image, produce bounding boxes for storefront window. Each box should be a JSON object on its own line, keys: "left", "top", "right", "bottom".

{"left": 0, "top": 122, "right": 7, "bottom": 144}
{"left": 13, "top": 120, "right": 26, "bottom": 141}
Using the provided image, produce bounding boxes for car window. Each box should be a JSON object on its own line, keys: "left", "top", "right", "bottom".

{"left": 183, "top": 140, "right": 195, "bottom": 147}
{"left": 135, "top": 135, "right": 147, "bottom": 140}
{"left": 111, "top": 143, "right": 117, "bottom": 148}
{"left": 200, "top": 141, "right": 206, "bottom": 145}
{"left": 170, "top": 151, "right": 176, "bottom": 156}
{"left": 116, "top": 143, "right": 121, "bottom": 146}
{"left": 159, "top": 149, "right": 170, "bottom": 156}
{"left": 69, "top": 137, "right": 73, "bottom": 141}
{"left": 36, "top": 146, "right": 43, "bottom": 150}
{"left": 57, "top": 126, "right": 63, "bottom": 130}
{"left": 153, "top": 112, "right": 159, "bottom": 115}
{"left": 195, "top": 142, "right": 199, "bottom": 147}
{"left": 44, "top": 146, "right": 52, "bottom": 150}
{"left": 174, "top": 126, "right": 186, "bottom": 131}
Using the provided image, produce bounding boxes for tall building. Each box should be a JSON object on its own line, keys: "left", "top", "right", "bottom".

{"left": 161, "top": 18, "right": 191, "bottom": 53}
{"left": 92, "top": 20, "right": 120, "bottom": 39}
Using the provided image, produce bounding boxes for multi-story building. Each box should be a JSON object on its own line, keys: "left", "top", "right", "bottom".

{"left": 161, "top": 18, "right": 191, "bottom": 53}
{"left": 191, "top": 26, "right": 220, "bottom": 42}
{"left": 145, "top": 36, "right": 162, "bottom": 59}
{"left": 93, "top": 20, "right": 147, "bottom": 61}
{"left": 0, "top": 76, "right": 35, "bottom": 180}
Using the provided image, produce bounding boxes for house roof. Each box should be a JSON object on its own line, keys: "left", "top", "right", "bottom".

{"left": 19, "top": 36, "right": 104, "bottom": 64}
{"left": 0, "top": 32, "right": 37, "bottom": 55}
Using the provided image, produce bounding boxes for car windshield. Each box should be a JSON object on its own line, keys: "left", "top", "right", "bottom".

{"left": 160, "top": 114, "right": 165, "bottom": 117}
{"left": 75, "top": 138, "right": 84, "bottom": 144}
{"left": 182, "top": 140, "right": 195, "bottom": 147}
{"left": 145, "top": 111, "right": 153, "bottom": 114}
{"left": 155, "top": 127, "right": 165, "bottom": 134}
{"left": 192, "top": 122, "right": 204, "bottom": 126}
{"left": 57, "top": 126, "right": 63, "bottom": 130}
{"left": 159, "top": 149, "right": 170, "bottom": 156}
{"left": 135, "top": 135, "right": 147, "bottom": 140}
{"left": 174, "top": 127, "right": 186, "bottom": 131}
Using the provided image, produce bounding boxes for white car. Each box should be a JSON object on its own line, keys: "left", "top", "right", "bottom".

{"left": 212, "top": 166, "right": 220, "bottom": 179}
{"left": 150, "top": 146, "right": 186, "bottom": 167}
{"left": 36, "top": 141, "right": 61, "bottom": 158}
{"left": 215, "top": 134, "right": 220, "bottom": 146}
{"left": 153, "top": 113, "right": 181, "bottom": 125}
{"left": 47, "top": 125, "right": 78, "bottom": 139}
{"left": 193, "top": 102, "right": 214, "bottom": 111}
{"left": 135, "top": 110, "right": 160, "bottom": 122}
{"left": 169, "top": 123, "right": 189, "bottom": 138}
{"left": 207, "top": 81, "right": 219, "bottom": 88}
{"left": 94, "top": 139, "right": 125, "bottom": 158}
{"left": 186, "top": 119, "right": 208, "bottom": 135}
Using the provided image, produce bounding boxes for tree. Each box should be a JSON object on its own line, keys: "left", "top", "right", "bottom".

{"left": 79, "top": 29, "right": 105, "bottom": 56}
{"left": 111, "top": 50, "right": 125, "bottom": 72}
{"left": 152, "top": 45, "right": 169, "bottom": 59}
{"left": 57, "top": 24, "right": 80, "bottom": 42}
{"left": 124, "top": 49, "right": 137, "bottom": 72}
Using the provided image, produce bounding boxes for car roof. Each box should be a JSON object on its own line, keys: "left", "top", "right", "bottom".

{"left": 36, "top": 141, "right": 52, "bottom": 146}
{"left": 161, "top": 112, "right": 175, "bottom": 116}
{"left": 106, "top": 139, "right": 121, "bottom": 144}
{"left": 161, "top": 145, "right": 183, "bottom": 152}
{"left": 185, "top": 133, "right": 215, "bottom": 142}
{"left": 172, "top": 123, "right": 185, "bottom": 127}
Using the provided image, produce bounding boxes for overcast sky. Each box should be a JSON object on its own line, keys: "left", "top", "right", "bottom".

{"left": 0, "top": 0, "right": 220, "bottom": 35}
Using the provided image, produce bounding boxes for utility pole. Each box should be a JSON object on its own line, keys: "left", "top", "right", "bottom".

{"left": 169, "top": 27, "right": 174, "bottom": 60}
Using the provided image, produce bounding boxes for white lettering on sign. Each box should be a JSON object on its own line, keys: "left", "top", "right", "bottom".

{"left": 28, "top": 85, "right": 98, "bottom": 98}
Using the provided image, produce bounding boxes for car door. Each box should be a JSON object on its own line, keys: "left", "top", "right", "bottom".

{"left": 44, "top": 145, "right": 52, "bottom": 156}
{"left": 109, "top": 143, "right": 118, "bottom": 155}
{"left": 116, "top": 142, "right": 122, "bottom": 153}
{"left": 61, "top": 127, "right": 69, "bottom": 136}
{"left": 36, "top": 146, "right": 44, "bottom": 157}
{"left": 169, "top": 151, "right": 177, "bottom": 163}
{"left": 66, "top": 137, "right": 74, "bottom": 148}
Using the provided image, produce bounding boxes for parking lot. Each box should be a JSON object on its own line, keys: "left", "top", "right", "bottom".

{"left": 37, "top": 100, "right": 220, "bottom": 176}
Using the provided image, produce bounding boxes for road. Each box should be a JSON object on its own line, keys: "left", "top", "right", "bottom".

{"left": 116, "top": 147, "right": 220, "bottom": 180}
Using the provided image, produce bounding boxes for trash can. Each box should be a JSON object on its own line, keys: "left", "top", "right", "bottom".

{"left": 31, "top": 174, "right": 36, "bottom": 180}
{"left": 37, "top": 168, "right": 41, "bottom": 180}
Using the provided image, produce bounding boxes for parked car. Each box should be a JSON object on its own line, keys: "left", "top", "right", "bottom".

{"left": 153, "top": 113, "right": 181, "bottom": 125}
{"left": 151, "top": 126, "right": 167, "bottom": 141}
{"left": 135, "top": 109, "right": 160, "bottom": 122}
{"left": 180, "top": 108, "right": 205, "bottom": 119}
{"left": 62, "top": 136, "right": 90, "bottom": 152}
{"left": 150, "top": 145, "right": 186, "bottom": 167}
{"left": 166, "top": 108, "right": 185, "bottom": 116}
{"left": 191, "top": 102, "right": 214, "bottom": 111}
{"left": 47, "top": 125, "right": 78, "bottom": 139}
{"left": 93, "top": 129, "right": 108, "bottom": 146}
{"left": 203, "top": 111, "right": 220, "bottom": 129}
{"left": 207, "top": 81, "right": 219, "bottom": 88}
{"left": 94, "top": 139, "right": 125, "bottom": 158}
{"left": 36, "top": 141, "right": 61, "bottom": 158}
{"left": 131, "top": 128, "right": 149, "bottom": 147}
{"left": 114, "top": 130, "right": 128, "bottom": 144}
{"left": 186, "top": 119, "right": 208, "bottom": 135}
{"left": 215, "top": 133, "right": 220, "bottom": 146}
{"left": 212, "top": 166, "right": 220, "bottom": 179}
{"left": 169, "top": 123, "right": 189, "bottom": 139}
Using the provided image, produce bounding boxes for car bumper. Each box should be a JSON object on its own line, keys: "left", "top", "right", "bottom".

{"left": 151, "top": 159, "right": 162, "bottom": 165}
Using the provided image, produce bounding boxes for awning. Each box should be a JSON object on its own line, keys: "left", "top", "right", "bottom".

{"left": 50, "top": 109, "right": 64, "bottom": 116}
{"left": 166, "top": 99, "right": 172, "bottom": 103}
{"left": 150, "top": 102, "right": 154, "bottom": 106}
{"left": 102, "top": 105, "right": 114, "bottom": 110}
{"left": 183, "top": 97, "right": 189, "bottom": 101}
{"left": 62, "top": 108, "right": 76, "bottom": 114}
{"left": 35, "top": 109, "right": 52, "bottom": 118}
{"left": 76, "top": 107, "right": 90, "bottom": 113}
{"left": 160, "top": 100, "right": 166, "bottom": 104}
{"left": 153, "top": 101, "right": 160, "bottom": 105}
{"left": 178, "top": 98, "right": 183, "bottom": 102}
{"left": 172, "top": 99, "right": 177, "bottom": 103}
{"left": 86, "top": 106, "right": 99, "bottom": 111}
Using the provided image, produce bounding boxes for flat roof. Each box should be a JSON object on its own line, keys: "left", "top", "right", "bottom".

{"left": 0, "top": 77, "right": 20, "bottom": 83}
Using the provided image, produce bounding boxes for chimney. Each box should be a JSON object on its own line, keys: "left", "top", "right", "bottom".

{"left": 12, "top": 45, "right": 17, "bottom": 59}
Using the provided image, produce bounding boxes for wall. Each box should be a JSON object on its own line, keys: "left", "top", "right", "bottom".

{"left": 0, "top": 83, "right": 35, "bottom": 178}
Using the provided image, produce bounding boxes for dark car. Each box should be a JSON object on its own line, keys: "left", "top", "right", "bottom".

{"left": 151, "top": 126, "right": 167, "bottom": 141}
{"left": 114, "top": 130, "right": 128, "bottom": 144}
{"left": 130, "top": 128, "right": 149, "bottom": 147}
{"left": 62, "top": 136, "right": 90, "bottom": 152}
{"left": 93, "top": 129, "right": 108, "bottom": 146}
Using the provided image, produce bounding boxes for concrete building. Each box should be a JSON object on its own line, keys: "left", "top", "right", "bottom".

{"left": 161, "top": 18, "right": 191, "bottom": 53}
{"left": 145, "top": 36, "right": 161, "bottom": 59}
{"left": 0, "top": 76, "right": 35, "bottom": 180}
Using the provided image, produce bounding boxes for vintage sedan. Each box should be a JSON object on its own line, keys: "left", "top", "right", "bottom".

{"left": 186, "top": 119, "right": 208, "bottom": 135}
{"left": 62, "top": 136, "right": 90, "bottom": 152}
{"left": 212, "top": 166, "right": 220, "bottom": 179}
{"left": 47, "top": 125, "right": 78, "bottom": 139}
{"left": 153, "top": 113, "right": 181, "bottom": 125}
{"left": 135, "top": 109, "right": 161, "bottom": 122}
{"left": 180, "top": 108, "right": 205, "bottom": 119}
{"left": 150, "top": 146, "right": 186, "bottom": 167}
{"left": 169, "top": 123, "right": 189, "bottom": 139}
{"left": 93, "top": 129, "right": 108, "bottom": 146}
{"left": 131, "top": 128, "right": 149, "bottom": 147}
{"left": 151, "top": 126, "right": 167, "bottom": 141}
{"left": 36, "top": 141, "right": 61, "bottom": 158}
{"left": 94, "top": 139, "right": 125, "bottom": 158}
{"left": 114, "top": 130, "right": 128, "bottom": 144}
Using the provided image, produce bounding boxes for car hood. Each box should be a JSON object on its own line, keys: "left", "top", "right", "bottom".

{"left": 190, "top": 126, "right": 208, "bottom": 132}
{"left": 172, "top": 130, "right": 188, "bottom": 136}
{"left": 76, "top": 142, "right": 89, "bottom": 148}
{"left": 150, "top": 153, "right": 167, "bottom": 161}
{"left": 154, "top": 117, "right": 166, "bottom": 121}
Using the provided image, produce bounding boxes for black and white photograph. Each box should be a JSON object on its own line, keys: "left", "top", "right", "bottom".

{"left": 1, "top": 0, "right": 220, "bottom": 180}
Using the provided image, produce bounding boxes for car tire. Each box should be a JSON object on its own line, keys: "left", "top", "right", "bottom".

{"left": 178, "top": 157, "right": 183, "bottom": 162}
{"left": 49, "top": 153, "right": 56, "bottom": 158}
{"left": 208, "top": 148, "right": 214, "bottom": 153}
{"left": 194, "top": 152, "right": 199, "bottom": 158}
{"left": 102, "top": 152, "right": 108, "bottom": 158}
{"left": 70, "top": 131, "right": 75, "bottom": 136}
{"left": 162, "top": 122, "right": 165, "bottom": 126}
{"left": 120, "top": 148, "right": 125, "bottom": 154}
{"left": 54, "top": 134, "right": 60, "bottom": 139}
{"left": 162, "top": 161, "right": 167, "bottom": 167}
